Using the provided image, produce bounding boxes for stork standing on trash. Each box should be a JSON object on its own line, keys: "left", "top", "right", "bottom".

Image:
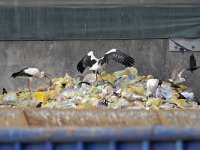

{"left": 77, "top": 49, "right": 135, "bottom": 84}
{"left": 11, "top": 67, "right": 52, "bottom": 99}
{"left": 146, "top": 79, "right": 162, "bottom": 98}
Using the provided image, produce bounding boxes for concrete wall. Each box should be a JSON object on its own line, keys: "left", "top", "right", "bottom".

{"left": 1, "top": 39, "right": 199, "bottom": 99}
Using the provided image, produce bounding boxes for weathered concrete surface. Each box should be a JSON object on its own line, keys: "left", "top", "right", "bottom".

{"left": 0, "top": 108, "right": 28, "bottom": 128}
{"left": 1, "top": 39, "right": 199, "bottom": 100}
{"left": 24, "top": 109, "right": 160, "bottom": 128}
{"left": 158, "top": 110, "right": 200, "bottom": 128}
{"left": 0, "top": 109, "right": 200, "bottom": 128}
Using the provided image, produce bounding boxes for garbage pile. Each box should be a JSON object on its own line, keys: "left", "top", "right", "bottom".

{"left": 0, "top": 67, "right": 199, "bottom": 109}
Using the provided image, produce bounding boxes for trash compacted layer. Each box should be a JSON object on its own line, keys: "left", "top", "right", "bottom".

{"left": 0, "top": 67, "right": 199, "bottom": 109}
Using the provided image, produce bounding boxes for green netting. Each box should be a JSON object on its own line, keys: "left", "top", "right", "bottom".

{"left": 0, "top": 5, "right": 199, "bottom": 40}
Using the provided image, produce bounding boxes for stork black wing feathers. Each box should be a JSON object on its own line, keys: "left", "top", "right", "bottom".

{"left": 2, "top": 88, "right": 7, "bottom": 94}
{"left": 102, "top": 50, "right": 135, "bottom": 67}
{"left": 11, "top": 68, "right": 33, "bottom": 78}
{"left": 77, "top": 55, "right": 96, "bottom": 73}
{"left": 190, "top": 54, "right": 196, "bottom": 69}
{"left": 187, "top": 54, "right": 200, "bottom": 72}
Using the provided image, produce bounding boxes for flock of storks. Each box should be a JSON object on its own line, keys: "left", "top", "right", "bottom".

{"left": 10, "top": 38, "right": 199, "bottom": 99}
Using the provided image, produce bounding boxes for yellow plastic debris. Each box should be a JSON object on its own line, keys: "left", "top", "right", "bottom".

{"left": 51, "top": 77, "right": 74, "bottom": 89}
{"left": 163, "top": 82, "right": 171, "bottom": 87}
{"left": 124, "top": 67, "right": 138, "bottom": 76}
{"left": 113, "top": 70, "right": 126, "bottom": 78}
{"left": 113, "top": 67, "right": 138, "bottom": 78}
{"left": 88, "top": 86, "right": 102, "bottom": 94}
{"left": 108, "top": 98, "right": 129, "bottom": 109}
{"left": 188, "top": 101, "right": 198, "bottom": 108}
{"left": 176, "top": 99, "right": 187, "bottom": 109}
{"left": 177, "top": 85, "right": 188, "bottom": 92}
{"left": 5, "top": 66, "right": 197, "bottom": 109}
{"left": 169, "top": 97, "right": 187, "bottom": 109}
{"left": 49, "top": 89, "right": 61, "bottom": 99}
{"left": 77, "top": 98, "right": 99, "bottom": 109}
{"left": 65, "top": 79, "right": 75, "bottom": 88}
{"left": 146, "top": 75, "right": 154, "bottom": 80}
{"left": 129, "top": 86, "right": 145, "bottom": 96}
{"left": 136, "top": 76, "right": 145, "bottom": 82}
{"left": 101, "top": 73, "right": 116, "bottom": 85}
{"left": 146, "top": 98, "right": 163, "bottom": 109}
{"left": 34, "top": 92, "right": 50, "bottom": 103}
{"left": 52, "top": 77, "right": 65, "bottom": 84}
{"left": 107, "top": 95, "right": 119, "bottom": 103}
{"left": 77, "top": 104, "right": 97, "bottom": 109}
{"left": 121, "top": 88, "right": 133, "bottom": 97}
{"left": 115, "top": 75, "right": 131, "bottom": 88}
{"left": 18, "top": 92, "right": 31, "bottom": 100}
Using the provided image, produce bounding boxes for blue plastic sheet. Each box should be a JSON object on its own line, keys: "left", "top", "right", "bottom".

{"left": 0, "top": 127, "right": 200, "bottom": 150}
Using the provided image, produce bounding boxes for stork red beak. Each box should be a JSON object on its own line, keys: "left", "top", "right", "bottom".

{"left": 44, "top": 73, "right": 52, "bottom": 78}
{"left": 44, "top": 73, "right": 53, "bottom": 86}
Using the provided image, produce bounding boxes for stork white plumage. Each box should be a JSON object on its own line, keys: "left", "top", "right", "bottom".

{"left": 77, "top": 49, "right": 135, "bottom": 83}
{"left": 11, "top": 67, "right": 52, "bottom": 99}
{"left": 146, "top": 79, "right": 162, "bottom": 98}
{"left": 168, "top": 65, "right": 186, "bottom": 85}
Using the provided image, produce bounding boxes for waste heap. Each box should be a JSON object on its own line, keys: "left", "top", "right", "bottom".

{"left": 0, "top": 67, "right": 199, "bottom": 109}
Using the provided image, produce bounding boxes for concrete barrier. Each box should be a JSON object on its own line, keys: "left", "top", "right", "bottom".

{"left": 0, "top": 108, "right": 200, "bottom": 128}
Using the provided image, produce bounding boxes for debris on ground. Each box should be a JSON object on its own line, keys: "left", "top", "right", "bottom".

{"left": 0, "top": 67, "right": 199, "bottom": 109}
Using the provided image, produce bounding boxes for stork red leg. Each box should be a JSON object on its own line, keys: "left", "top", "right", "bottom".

{"left": 45, "top": 73, "right": 53, "bottom": 86}
{"left": 95, "top": 71, "right": 98, "bottom": 86}
{"left": 96, "top": 71, "right": 104, "bottom": 86}
{"left": 95, "top": 71, "right": 98, "bottom": 81}
{"left": 27, "top": 79, "right": 33, "bottom": 99}
{"left": 98, "top": 72, "right": 116, "bottom": 88}
{"left": 98, "top": 72, "right": 105, "bottom": 81}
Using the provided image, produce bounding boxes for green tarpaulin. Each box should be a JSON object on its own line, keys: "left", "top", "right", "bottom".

{"left": 0, "top": 5, "right": 199, "bottom": 40}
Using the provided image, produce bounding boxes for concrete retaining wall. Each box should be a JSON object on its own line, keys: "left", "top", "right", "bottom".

{"left": 1, "top": 39, "right": 199, "bottom": 99}
{"left": 1, "top": 108, "right": 200, "bottom": 128}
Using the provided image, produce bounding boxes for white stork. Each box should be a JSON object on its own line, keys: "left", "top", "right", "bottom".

{"left": 168, "top": 65, "right": 186, "bottom": 85}
{"left": 146, "top": 79, "right": 162, "bottom": 98}
{"left": 11, "top": 67, "right": 52, "bottom": 99}
{"left": 77, "top": 49, "right": 135, "bottom": 83}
